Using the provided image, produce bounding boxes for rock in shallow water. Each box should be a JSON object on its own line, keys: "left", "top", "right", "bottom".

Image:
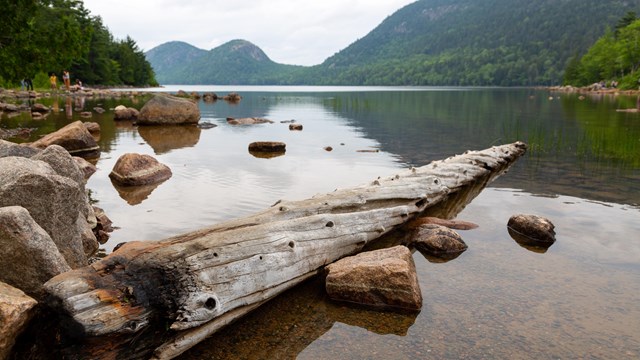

{"left": 29, "top": 120, "right": 100, "bottom": 158}
{"left": 325, "top": 245, "right": 422, "bottom": 311}
{"left": 507, "top": 214, "right": 556, "bottom": 248}
{"left": 109, "top": 153, "right": 172, "bottom": 186}
{"left": 137, "top": 94, "right": 200, "bottom": 125}
{"left": 409, "top": 224, "right": 468, "bottom": 261}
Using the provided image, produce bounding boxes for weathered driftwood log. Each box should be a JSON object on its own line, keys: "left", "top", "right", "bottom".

{"left": 43, "top": 142, "right": 527, "bottom": 359}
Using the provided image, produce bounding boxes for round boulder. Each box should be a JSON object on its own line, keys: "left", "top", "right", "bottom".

{"left": 137, "top": 94, "right": 200, "bottom": 125}
{"left": 410, "top": 224, "right": 468, "bottom": 261}
{"left": 507, "top": 214, "right": 556, "bottom": 247}
{"left": 114, "top": 106, "right": 139, "bottom": 121}
{"left": 109, "top": 153, "right": 172, "bottom": 186}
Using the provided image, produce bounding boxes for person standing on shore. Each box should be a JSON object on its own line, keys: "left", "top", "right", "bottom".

{"left": 49, "top": 73, "right": 58, "bottom": 91}
{"left": 63, "top": 70, "right": 71, "bottom": 91}
{"left": 24, "top": 77, "right": 33, "bottom": 91}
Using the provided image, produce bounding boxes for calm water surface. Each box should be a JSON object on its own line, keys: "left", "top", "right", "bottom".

{"left": 2, "top": 86, "right": 639, "bottom": 359}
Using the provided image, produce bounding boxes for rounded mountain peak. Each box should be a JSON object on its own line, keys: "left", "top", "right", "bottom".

{"left": 220, "top": 39, "right": 271, "bottom": 62}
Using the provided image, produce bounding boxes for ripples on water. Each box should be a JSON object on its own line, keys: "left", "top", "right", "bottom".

{"left": 2, "top": 86, "right": 638, "bottom": 359}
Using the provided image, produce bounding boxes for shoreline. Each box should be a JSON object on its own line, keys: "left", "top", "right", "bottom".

{"left": 546, "top": 85, "right": 640, "bottom": 96}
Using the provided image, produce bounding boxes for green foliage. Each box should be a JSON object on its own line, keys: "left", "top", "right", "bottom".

{"left": 564, "top": 18, "right": 640, "bottom": 89}
{"left": 0, "top": 0, "right": 156, "bottom": 87}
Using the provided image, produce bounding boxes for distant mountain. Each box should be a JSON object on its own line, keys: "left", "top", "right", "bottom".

{"left": 147, "top": 39, "right": 302, "bottom": 84}
{"left": 145, "top": 41, "right": 207, "bottom": 82}
{"left": 146, "top": 0, "right": 640, "bottom": 86}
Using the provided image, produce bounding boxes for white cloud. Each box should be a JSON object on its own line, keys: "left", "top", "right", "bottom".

{"left": 81, "top": 0, "right": 416, "bottom": 65}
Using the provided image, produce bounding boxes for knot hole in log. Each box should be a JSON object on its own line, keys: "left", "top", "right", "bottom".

{"left": 288, "top": 241, "right": 295, "bottom": 249}
{"left": 326, "top": 221, "right": 334, "bottom": 228}
{"left": 205, "top": 297, "right": 217, "bottom": 310}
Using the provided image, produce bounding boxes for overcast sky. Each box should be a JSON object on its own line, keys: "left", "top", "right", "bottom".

{"left": 81, "top": 0, "right": 416, "bottom": 66}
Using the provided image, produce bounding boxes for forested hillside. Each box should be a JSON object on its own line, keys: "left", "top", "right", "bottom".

{"left": 147, "top": 0, "right": 639, "bottom": 86}
{"left": 145, "top": 41, "right": 208, "bottom": 80}
{"left": 307, "top": 0, "right": 640, "bottom": 86}
{"left": 0, "top": 0, "right": 157, "bottom": 88}
{"left": 563, "top": 12, "right": 640, "bottom": 89}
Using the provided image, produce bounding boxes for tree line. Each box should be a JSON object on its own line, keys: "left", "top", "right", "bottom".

{"left": 563, "top": 12, "right": 640, "bottom": 89}
{"left": 0, "top": 0, "right": 157, "bottom": 89}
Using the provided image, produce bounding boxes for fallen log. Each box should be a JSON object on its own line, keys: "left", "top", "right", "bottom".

{"left": 43, "top": 142, "right": 527, "bottom": 359}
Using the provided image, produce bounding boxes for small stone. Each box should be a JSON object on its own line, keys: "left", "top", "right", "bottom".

{"left": 289, "top": 123, "right": 303, "bottom": 131}
{"left": 410, "top": 224, "right": 468, "bottom": 261}
{"left": 507, "top": 214, "right": 556, "bottom": 247}
{"left": 248, "top": 141, "right": 286, "bottom": 153}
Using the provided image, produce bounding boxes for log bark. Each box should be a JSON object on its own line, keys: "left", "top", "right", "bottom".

{"left": 43, "top": 142, "right": 527, "bottom": 359}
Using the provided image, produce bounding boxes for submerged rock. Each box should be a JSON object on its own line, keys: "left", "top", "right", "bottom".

{"left": 325, "top": 245, "right": 422, "bottom": 311}
{"left": 409, "top": 216, "right": 479, "bottom": 230}
{"left": 227, "top": 117, "right": 274, "bottom": 125}
{"left": 109, "top": 153, "right": 172, "bottom": 186}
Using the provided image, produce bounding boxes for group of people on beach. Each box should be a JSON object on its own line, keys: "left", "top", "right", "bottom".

{"left": 46, "top": 70, "right": 82, "bottom": 92}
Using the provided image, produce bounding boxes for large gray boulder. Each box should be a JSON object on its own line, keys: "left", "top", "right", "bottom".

{"left": 0, "top": 156, "right": 96, "bottom": 268}
{"left": 31, "top": 144, "right": 85, "bottom": 185}
{"left": 137, "top": 94, "right": 200, "bottom": 125}
{"left": 325, "top": 245, "right": 422, "bottom": 311}
{"left": 0, "top": 282, "right": 38, "bottom": 360}
{"left": 0, "top": 206, "right": 71, "bottom": 298}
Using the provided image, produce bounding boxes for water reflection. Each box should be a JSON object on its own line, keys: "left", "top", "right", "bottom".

{"left": 111, "top": 178, "right": 169, "bottom": 205}
{"left": 507, "top": 227, "right": 555, "bottom": 253}
{"left": 182, "top": 277, "right": 418, "bottom": 359}
{"left": 137, "top": 125, "right": 201, "bottom": 154}
{"left": 3, "top": 88, "right": 639, "bottom": 359}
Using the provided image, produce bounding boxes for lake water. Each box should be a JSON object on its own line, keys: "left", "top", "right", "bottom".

{"left": 2, "top": 86, "right": 639, "bottom": 359}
